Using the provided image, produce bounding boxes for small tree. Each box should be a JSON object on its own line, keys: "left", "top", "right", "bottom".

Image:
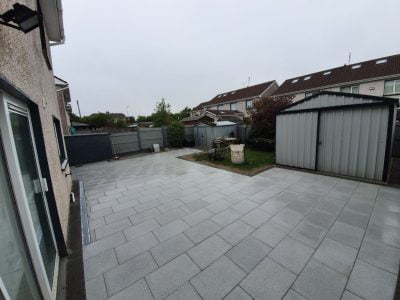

{"left": 250, "top": 96, "right": 292, "bottom": 139}
{"left": 153, "top": 98, "right": 172, "bottom": 127}
{"left": 167, "top": 121, "right": 185, "bottom": 147}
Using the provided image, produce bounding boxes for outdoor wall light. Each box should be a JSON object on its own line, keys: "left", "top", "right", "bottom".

{"left": 0, "top": 3, "right": 39, "bottom": 33}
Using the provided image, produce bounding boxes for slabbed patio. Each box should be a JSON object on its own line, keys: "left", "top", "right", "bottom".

{"left": 73, "top": 149, "right": 400, "bottom": 300}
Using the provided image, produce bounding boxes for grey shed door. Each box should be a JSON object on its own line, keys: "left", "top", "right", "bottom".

{"left": 276, "top": 111, "right": 318, "bottom": 169}
{"left": 317, "top": 106, "right": 389, "bottom": 181}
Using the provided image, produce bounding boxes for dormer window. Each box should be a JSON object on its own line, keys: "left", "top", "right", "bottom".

{"left": 304, "top": 76, "right": 311, "bottom": 80}
{"left": 376, "top": 59, "right": 387, "bottom": 64}
{"left": 351, "top": 64, "right": 361, "bottom": 69}
{"left": 292, "top": 79, "right": 299, "bottom": 83}
{"left": 231, "top": 91, "right": 236, "bottom": 95}
{"left": 323, "top": 71, "right": 331, "bottom": 75}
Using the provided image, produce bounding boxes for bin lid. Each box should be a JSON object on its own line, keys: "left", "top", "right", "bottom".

{"left": 230, "top": 144, "right": 244, "bottom": 151}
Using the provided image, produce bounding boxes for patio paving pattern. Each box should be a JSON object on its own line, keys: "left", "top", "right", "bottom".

{"left": 73, "top": 149, "right": 400, "bottom": 300}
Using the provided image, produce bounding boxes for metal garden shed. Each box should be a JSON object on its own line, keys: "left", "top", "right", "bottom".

{"left": 275, "top": 91, "right": 398, "bottom": 182}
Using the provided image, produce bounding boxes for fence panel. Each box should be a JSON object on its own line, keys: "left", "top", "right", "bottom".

{"left": 137, "top": 128, "right": 165, "bottom": 149}
{"left": 393, "top": 125, "right": 400, "bottom": 157}
{"left": 194, "top": 124, "right": 239, "bottom": 149}
{"left": 65, "top": 133, "right": 113, "bottom": 166}
{"left": 110, "top": 132, "right": 140, "bottom": 154}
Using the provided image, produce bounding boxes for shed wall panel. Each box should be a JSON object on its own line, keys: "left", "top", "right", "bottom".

{"left": 317, "top": 106, "right": 389, "bottom": 181}
{"left": 276, "top": 111, "right": 318, "bottom": 169}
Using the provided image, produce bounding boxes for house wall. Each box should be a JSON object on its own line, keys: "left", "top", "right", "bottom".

{"left": 287, "top": 78, "right": 400, "bottom": 103}
{"left": 0, "top": 0, "right": 71, "bottom": 237}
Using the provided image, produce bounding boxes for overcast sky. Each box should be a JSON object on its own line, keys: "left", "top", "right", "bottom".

{"left": 52, "top": 0, "right": 400, "bottom": 117}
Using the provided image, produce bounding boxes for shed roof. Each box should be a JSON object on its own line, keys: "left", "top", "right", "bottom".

{"left": 279, "top": 91, "right": 399, "bottom": 113}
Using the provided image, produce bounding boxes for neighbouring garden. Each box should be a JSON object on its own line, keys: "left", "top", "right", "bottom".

{"left": 180, "top": 96, "right": 292, "bottom": 176}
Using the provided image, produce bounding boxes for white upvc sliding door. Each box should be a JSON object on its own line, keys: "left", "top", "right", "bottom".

{"left": 0, "top": 91, "right": 59, "bottom": 300}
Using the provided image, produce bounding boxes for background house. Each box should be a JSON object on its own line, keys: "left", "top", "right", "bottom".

{"left": 192, "top": 81, "right": 279, "bottom": 117}
{"left": 0, "top": 0, "right": 71, "bottom": 299}
{"left": 273, "top": 54, "right": 400, "bottom": 103}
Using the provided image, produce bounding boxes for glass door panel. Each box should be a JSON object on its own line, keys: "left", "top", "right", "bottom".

{"left": 9, "top": 111, "right": 57, "bottom": 287}
{"left": 0, "top": 137, "right": 41, "bottom": 300}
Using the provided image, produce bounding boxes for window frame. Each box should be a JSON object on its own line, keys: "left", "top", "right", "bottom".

{"left": 230, "top": 102, "right": 237, "bottom": 111}
{"left": 246, "top": 99, "right": 253, "bottom": 110}
{"left": 217, "top": 105, "right": 224, "bottom": 110}
{"left": 384, "top": 79, "right": 400, "bottom": 95}
{"left": 52, "top": 117, "right": 67, "bottom": 170}
{"left": 340, "top": 85, "right": 359, "bottom": 94}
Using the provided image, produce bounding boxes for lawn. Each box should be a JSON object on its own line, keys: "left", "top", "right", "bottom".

{"left": 181, "top": 148, "right": 275, "bottom": 176}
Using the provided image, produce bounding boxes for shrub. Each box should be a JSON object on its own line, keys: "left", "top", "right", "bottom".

{"left": 167, "top": 122, "right": 185, "bottom": 147}
{"left": 250, "top": 96, "right": 292, "bottom": 139}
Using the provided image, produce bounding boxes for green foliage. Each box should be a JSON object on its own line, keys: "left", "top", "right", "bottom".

{"left": 167, "top": 121, "right": 185, "bottom": 147}
{"left": 173, "top": 107, "right": 192, "bottom": 121}
{"left": 152, "top": 98, "right": 172, "bottom": 127}
{"left": 137, "top": 115, "right": 154, "bottom": 122}
{"left": 115, "top": 118, "right": 127, "bottom": 128}
{"left": 250, "top": 96, "right": 292, "bottom": 139}
{"left": 82, "top": 113, "right": 113, "bottom": 128}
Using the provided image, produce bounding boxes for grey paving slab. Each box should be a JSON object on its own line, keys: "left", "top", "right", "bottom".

{"left": 164, "top": 283, "right": 201, "bottom": 300}
{"left": 104, "top": 252, "right": 157, "bottom": 296}
{"left": 271, "top": 207, "right": 305, "bottom": 230}
{"left": 313, "top": 238, "right": 357, "bottom": 276}
{"left": 115, "top": 232, "right": 159, "bottom": 263}
{"left": 129, "top": 208, "right": 161, "bottom": 225}
{"left": 224, "top": 286, "right": 252, "bottom": 300}
{"left": 76, "top": 149, "right": 400, "bottom": 300}
{"left": 252, "top": 220, "right": 289, "bottom": 247}
{"left": 268, "top": 236, "right": 314, "bottom": 274}
{"left": 182, "top": 208, "right": 213, "bottom": 226}
{"left": 347, "top": 260, "right": 397, "bottom": 300}
{"left": 84, "top": 232, "right": 126, "bottom": 260}
{"left": 293, "top": 259, "right": 347, "bottom": 300}
{"left": 155, "top": 208, "right": 187, "bottom": 226}
{"left": 153, "top": 219, "right": 190, "bottom": 243}
{"left": 240, "top": 257, "right": 296, "bottom": 300}
{"left": 108, "top": 279, "right": 153, "bottom": 300}
{"left": 211, "top": 208, "right": 242, "bottom": 227}
{"left": 146, "top": 254, "right": 200, "bottom": 300}
{"left": 358, "top": 239, "right": 400, "bottom": 274}
{"left": 226, "top": 236, "right": 271, "bottom": 273}
{"left": 217, "top": 220, "right": 254, "bottom": 245}
{"left": 283, "top": 289, "right": 307, "bottom": 300}
{"left": 184, "top": 219, "right": 221, "bottom": 244}
{"left": 326, "top": 221, "right": 365, "bottom": 249}
{"left": 188, "top": 235, "right": 232, "bottom": 269}
{"left": 150, "top": 233, "right": 194, "bottom": 266}
{"left": 232, "top": 199, "right": 259, "bottom": 214}
{"left": 86, "top": 275, "right": 108, "bottom": 300}
{"left": 191, "top": 256, "right": 246, "bottom": 300}
{"left": 289, "top": 221, "right": 328, "bottom": 248}
{"left": 95, "top": 219, "right": 132, "bottom": 240}
{"left": 341, "top": 291, "right": 364, "bottom": 300}
{"left": 240, "top": 209, "right": 272, "bottom": 228}
{"left": 85, "top": 249, "right": 118, "bottom": 280}
{"left": 124, "top": 219, "right": 160, "bottom": 241}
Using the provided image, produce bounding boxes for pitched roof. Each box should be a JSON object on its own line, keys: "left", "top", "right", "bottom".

{"left": 274, "top": 54, "right": 400, "bottom": 96}
{"left": 206, "top": 109, "right": 244, "bottom": 116}
{"left": 194, "top": 81, "right": 275, "bottom": 110}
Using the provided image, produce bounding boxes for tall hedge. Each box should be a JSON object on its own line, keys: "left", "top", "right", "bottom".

{"left": 167, "top": 122, "right": 185, "bottom": 147}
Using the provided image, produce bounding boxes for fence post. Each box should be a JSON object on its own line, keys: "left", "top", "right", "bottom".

{"left": 137, "top": 128, "right": 142, "bottom": 150}
{"left": 161, "top": 126, "right": 166, "bottom": 148}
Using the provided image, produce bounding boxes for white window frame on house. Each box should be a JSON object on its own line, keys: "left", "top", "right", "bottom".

{"left": 230, "top": 102, "right": 237, "bottom": 111}
{"left": 246, "top": 99, "right": 253, "bottom": 109}
{"left": 217, "top": 105, "right": 223, "bottom": 110}
{"left": 340, "top": 85, "right": 359, "bottom": 94}
{"left": 384, "top": 79, "right": 400, "bottom": 95}
{"left": 53, "top": 117, "right": 67, "bottom": 170}
{"left": 305, "top": 91, "right": 320, "bottom": 98}
{"left": 0, "top": 91, "right": 59, "bottom": 300}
